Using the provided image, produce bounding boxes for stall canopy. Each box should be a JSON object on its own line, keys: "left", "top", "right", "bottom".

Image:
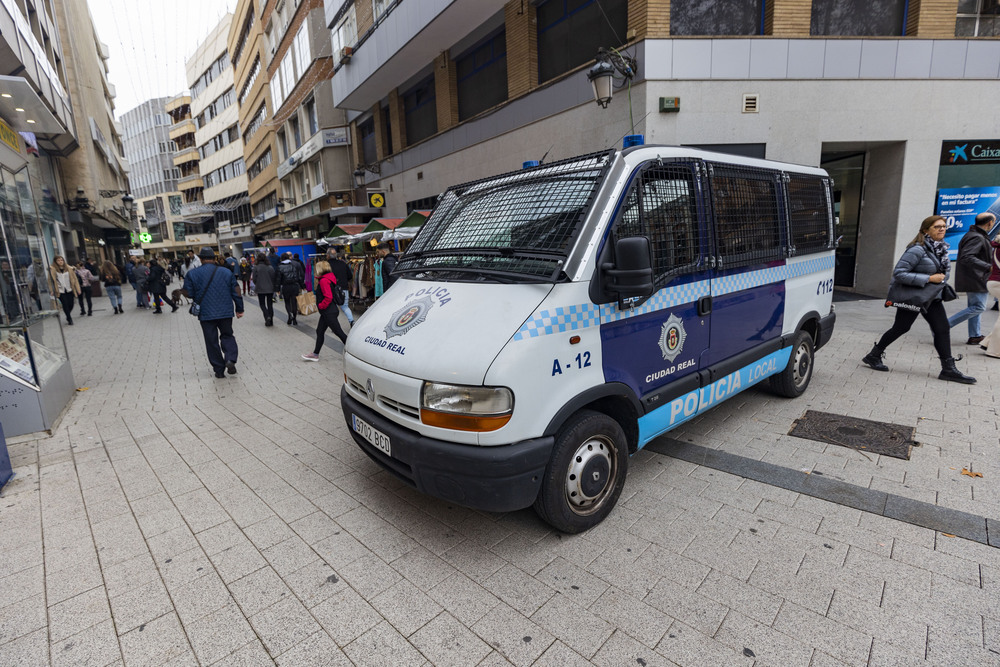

{"left": 321, "top": 210, "right": 429, "bottom": 245}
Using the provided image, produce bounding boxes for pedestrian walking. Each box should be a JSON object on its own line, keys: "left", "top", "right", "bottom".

{"left": 239, "top": 257, "right": 252, "bottom": 295}
{"left": 74, "top": 261, "right": 96, "bottom": 316}
{"left": 183, "top": 246, "right": 244, "bottom": 379}
{"left": 48, "top": 256, "right": 80, "bottom": 325}
{"left": 276, "top": 252, "right": 303, "bottom": 326}
{"left": 947, "top": 212, "right": 995, "bottom": 345}
{"left": 133, "top": 259, "right": 150, "bottom": 308}
{"left": 250, "top": 252, "right": 276, "bottom": 326}
{"left": 374, "top": 243, "right": 398, "bottom": 298}
{"left": 862, "top": 215, "right": 976, "bottom": 384}
{"left": 302, "top": 261, "right": 348, "bottom": 361}
{"left": 100, "top": 261, "right": 124, "bottom": 315}
{"left": 329, "top": 249, "right": 354, "bottom": 326}
{"left": 978, "top": 238, "right": 1000, "bottom": 357}
{"left": 147, "top": 259, "right": 178, "bottom": 314}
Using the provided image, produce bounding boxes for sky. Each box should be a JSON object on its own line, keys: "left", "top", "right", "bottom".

{"left": 87, "top": 0, "right": 239, "bottom": 120}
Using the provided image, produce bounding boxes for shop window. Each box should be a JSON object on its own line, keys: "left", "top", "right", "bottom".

{"left": 709, "top": 166, "right": 784, "bottom": 267}
{"left": 615, "top": 163, "right": 701, "bottom": 283}
{"left": 456, "top": 29, "right": 507, "bottom": 121}
{"left": 359, "top": 116, "right": 376, "bottom": 165}
{"left": 537, "top": 0, "right": 628, "bottom": 85}
{"left": 811, "top": 0, "right": 907, "bottom": 36}
{"left": 671, "top": 0, "right": 764, "bottom": 35}
{"left": 403, "top": 75, "right": 437, "bottom": 145}
{"left": 957, "top": 0, "right": 1000, "bottom": 36}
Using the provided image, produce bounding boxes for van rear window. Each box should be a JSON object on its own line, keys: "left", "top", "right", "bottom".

{"left": 787, "top": 175, "right": 832, "bottom": 253}
{"left": 396, "top": 151, "right": 613, "bottom": 282}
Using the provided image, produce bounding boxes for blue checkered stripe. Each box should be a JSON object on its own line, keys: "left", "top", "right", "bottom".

{"left": 512, "top": 255, "right": 835, "bottom": 341}
{"left": 513, "top": 303, "right": 601, "bottom": 340}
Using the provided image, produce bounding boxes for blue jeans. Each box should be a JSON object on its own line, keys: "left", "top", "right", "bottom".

{"left": 948, "top": 291, "right": 988, "bottom": 337}
{"left": 106, "top": 285, "right": 122, "bottom": 309}
{"left": 338, "top": 301, "right": 354, "bottom": 324}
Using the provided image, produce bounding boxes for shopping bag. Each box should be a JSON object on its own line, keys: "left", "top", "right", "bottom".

{"left": 297, "top": 291, "right": 317, "bottom": 316}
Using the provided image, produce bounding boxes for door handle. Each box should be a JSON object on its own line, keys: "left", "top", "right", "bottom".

{"left": 698, "top": 295, "right": 712, "bottom": 316}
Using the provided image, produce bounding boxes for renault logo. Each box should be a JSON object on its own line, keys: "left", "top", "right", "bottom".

{"left": 365, "top": 379, "right": 375, "bottom": 402}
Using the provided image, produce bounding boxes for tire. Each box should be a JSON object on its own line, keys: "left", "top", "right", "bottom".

{"left": 769, "top": 331, "right": 814, "bottom": 398}
{"left": 533, "top": 410, "right": 628, "bottom": 534}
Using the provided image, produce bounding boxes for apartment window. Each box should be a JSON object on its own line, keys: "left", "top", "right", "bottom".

{"left": 289, "top": 115, "right": 302, "bottom": 149}
{"left": 373, "top": 0, "right": 391, "bottom": 20}
{"left": 957, "top": 0, "right": 1000, "bottom": 36}
{"left": 332, "top": 6, "right": 357, "bottom": 59}
{"left": 253, "top": 192, "right": 278, "bottom": 217}
{"left": 402, "top": 75, "right": 436, "bottom": 145}
{"left": 812, "top": 0, "right": 907, "bottom": 36}
{"left": 358, "top": 117, "right": 376, "bottom": 165}
{"left": 294, "top": 24, "right": 310, "bottom": 80}
{"left": 280, "top": 52, "right": 295, "bottom": 100}
{"left": 671, "top": 0, "right": 763, "bottom": 35}
{"left": 456, "top": 29, "right": 507, "bottom": 121}
{"left": 381, "top": 102, "right": 393, "bottom": 155}
{"left": 310, "top": 159, "right": 322, "bottom": 192}
{"left": 304, "top": 97, "right": 318, "bottom": 136}
{"left": 238, "top": 56, "right": 260, "bottom": 106}
{"left": 244, "top": 103, "right": 268, "bottom": 143}
{"left": 232, "top": 9, "right": 255, "bottom": 66}
{"left": 277, "top": 129, "right": 288, "bottom": 159}
{"left": 537, "top": 0, "right": 628, "bottom": 84}
{"left": 248, "top": 148, "right": 273, "bottom": 181}
{"left": 271, "top": 75, "right": 284, "bottom": 114}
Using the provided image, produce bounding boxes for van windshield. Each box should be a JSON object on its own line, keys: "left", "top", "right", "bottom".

{"left": 395, "top": 150, "right": 613, "bottom": 282}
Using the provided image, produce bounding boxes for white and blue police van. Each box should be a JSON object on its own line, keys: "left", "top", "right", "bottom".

{"left": 341, "top": 144, "right": 836, "bottom": 533}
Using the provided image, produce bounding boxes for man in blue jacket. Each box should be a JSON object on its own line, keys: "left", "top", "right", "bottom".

{"left": 184, "top": 247, "right": 244, "bottom": 378}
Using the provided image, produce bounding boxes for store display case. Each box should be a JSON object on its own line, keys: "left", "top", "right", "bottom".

{"left": 0, "top": 165, "right": 74, "bottom": 437}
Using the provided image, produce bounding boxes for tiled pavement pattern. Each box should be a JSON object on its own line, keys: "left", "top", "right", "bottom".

{"left": 1, "top": 292, "right": 999, "bottom": 666}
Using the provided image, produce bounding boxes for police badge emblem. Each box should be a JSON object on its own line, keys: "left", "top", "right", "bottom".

{"left": 384, "top": 296, "right": 434, "bottom": 338}
{"left": 658, "top": 314, "right": 687, "bottom": 362}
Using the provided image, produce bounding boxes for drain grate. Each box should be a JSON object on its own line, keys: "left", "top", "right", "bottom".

{"left": 789, "top": 410, "right": 917, "bottom": 460}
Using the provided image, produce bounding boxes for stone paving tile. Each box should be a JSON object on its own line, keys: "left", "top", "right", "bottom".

{"left": 2, "top": 627, "right": 49, "bottom": 667}
{"left": 274, "top": 630, "right": 352, "bottom": 666}
{"left": 184, "top": 602, "right": 256, "bottom": 665}
{"left": 248, "top": 596, "right": 321, "bottom": 657}
{"left": 409, "top": 611, "right": 493, "bottom": 666}
{"left": 342, "top": 620, "right": 427, "bottom": 666}
{"left": 370, "top": 578, "right": 443, "bottom": 638}
{"left": 427, "top": 572, "right": 501, "bottom": 626}
{"left": 311, "top": 586, "right": 383, "bottom": 647}
{"left": 118, "top": 612, "right": 192, "bottom": 667}
{"left": 470, "top": 602, "right": 554, "bottom": 667}
{"left": 656, "top": 620, "right": 753, "bottom": 667}
{"left": 228, "top": 566, "right": 294, "bottom": 618}
{"left": 49, "top": 618, "right": 120, "bottom": 667}
{"left": 591, "top": 630, "right": 680, "bottom": 667}
{"left": 109, "top": 579, "right": 174, "bottom": 634}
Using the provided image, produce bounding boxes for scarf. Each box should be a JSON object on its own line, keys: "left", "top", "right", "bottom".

{"left": 928, "top": 239, "right": 950, "bottom": 275}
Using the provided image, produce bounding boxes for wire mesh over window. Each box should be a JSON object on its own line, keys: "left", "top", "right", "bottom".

{"left": 616, "top": 163, "right": 701, "bottom": 282}
{"left": 709, "top": 165, "right": 783, "bottom": 267}
{"left": 787, "top": 175, "right": 833, "bottom": 253}
{"left": 397, "top": 151, "right": 613, "bottom": 281}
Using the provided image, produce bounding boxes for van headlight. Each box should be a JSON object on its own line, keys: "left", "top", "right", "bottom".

{"left": 420, "top": 382, "right": 513, "bottom": 432}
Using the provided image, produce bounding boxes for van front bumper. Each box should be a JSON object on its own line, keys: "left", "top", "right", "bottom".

{"left": 341, "top": 387, "right": 553, "bottom": 513}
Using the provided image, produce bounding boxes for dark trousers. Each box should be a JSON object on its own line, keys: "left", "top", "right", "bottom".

{"left": 314, "top": 307, "right": 348, "bottom": 353}
{"left": 282, "top": 287, "right": 299, "bottom": 322}
{"left": 152, "top": 292, "right": 176, "bottom": 312}
{"left": 200, "top": 318, "right": 237, "bottom": 372}
{"left": 77, "top": 286, "right": 92, "bottom": 314}
{"left": 58, "top": 291, "right": 74, "bottom": 322}
{"left": 257, "top": 292, "right": 274, "bottom": 321}
{"left": 877, "top": 299, "right": 952, "bottom": 359}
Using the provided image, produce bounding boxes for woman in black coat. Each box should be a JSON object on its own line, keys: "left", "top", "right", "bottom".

{"left": 146, "top": 259, "right": 178, "bottom": 314}
{"left": 250, "top": 253, "right": 276, "bottom": 326}
{"left": 275, "top": 253, "right": 303, "bottom": 326}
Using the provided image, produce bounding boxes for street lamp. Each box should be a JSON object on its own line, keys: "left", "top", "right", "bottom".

{"left": 121, "top": 193, "right": 134, "bottom": 213}
{"left": 587, "top": 47, "right": 636, "bottom": 110}
{"left": 353, "top": 168, "right": 366, "bottom": 188}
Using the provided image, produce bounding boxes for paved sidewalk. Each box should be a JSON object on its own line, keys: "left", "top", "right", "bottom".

{"left": 0, "top": 292, "right": 998, "bottom": 666}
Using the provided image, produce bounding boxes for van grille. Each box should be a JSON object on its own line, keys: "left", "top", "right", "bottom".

{"left": 742, "top": 94, "right": 759, "bottom": 113}
{"left": 381, "top": 396, "right": 420, "bottom": 420}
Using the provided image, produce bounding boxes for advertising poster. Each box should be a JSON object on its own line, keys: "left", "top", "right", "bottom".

{"left": 935, "top": 187, "right": 1000, "bottom": 259}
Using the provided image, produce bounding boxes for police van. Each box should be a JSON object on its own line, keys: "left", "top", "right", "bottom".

{"left": 341, "top": 145, "right": 836, "bottom": 533}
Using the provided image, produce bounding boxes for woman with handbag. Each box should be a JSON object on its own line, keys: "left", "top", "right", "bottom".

{"left": 978, "top": 239, "right": 1000, "bottom": 357}
{"left": 301, "top": 261, "right": 347, "bottom": 361}
{"left": 862, "top": 215, "right": 975, "bottom": 384}
{"left": 49, "top": 256, "right": 80, "bottom": 324}
{"left": 100, "top": 261, "right": 124, "bottom": 315}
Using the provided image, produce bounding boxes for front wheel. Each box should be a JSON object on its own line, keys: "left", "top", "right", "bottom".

{"left": 769, "top": 331, "right": 814, "bottom": 398}
{"left": 533, "top": 410, "right": 628, "bottom": 533}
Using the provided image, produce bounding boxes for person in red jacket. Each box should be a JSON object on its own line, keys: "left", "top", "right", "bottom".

{"left": 301, "top": 261, "right": 347, "bottom": 361}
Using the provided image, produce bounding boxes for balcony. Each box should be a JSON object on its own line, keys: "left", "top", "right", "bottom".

{"left": 177, "top": 174, "right": 204, "bottom": 191}
{"left": 169, "top": 120, "right": 196, "bottom": 141}
{"left": 173, "top": 147, "right": 199, "bottom": 167}
{"left": 181, "top": 201, "right": 213, "bottom": 218}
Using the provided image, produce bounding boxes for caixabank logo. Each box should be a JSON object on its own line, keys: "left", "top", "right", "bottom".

{"left": 941, "top": 140, "right": 1000, "bottom": 166}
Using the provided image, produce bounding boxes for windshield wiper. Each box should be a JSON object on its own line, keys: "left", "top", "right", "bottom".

{"left": 392, "top": 264, "right": 550, "bottom": 284}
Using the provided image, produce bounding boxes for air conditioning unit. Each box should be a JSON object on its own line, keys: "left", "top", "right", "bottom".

{"left": 339, "top": 47, "right": 353, "bottom": 64}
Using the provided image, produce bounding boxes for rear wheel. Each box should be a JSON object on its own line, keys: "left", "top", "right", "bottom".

{"left": 533, "top": 410, "right": 628, "bottom": 533}
{"left": 769, "top": 331, "right": 814, "bottom": 398}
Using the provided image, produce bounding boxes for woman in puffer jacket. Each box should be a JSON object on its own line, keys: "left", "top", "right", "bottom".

{"left": 861, "top": 215, "right": 974, "bottom": 384}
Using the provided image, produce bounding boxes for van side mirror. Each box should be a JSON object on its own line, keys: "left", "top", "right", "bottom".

{"left": 603, "top": 236, "right": 654, "bottom": 302}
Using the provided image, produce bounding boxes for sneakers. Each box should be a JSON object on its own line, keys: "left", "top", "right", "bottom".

{"left": 301, "top": 353, "right": 319, "bottom": 362}
{"left": 967, "top": 336, "right": 984, "bottom": 345}
{"left": 226, "top": 360, "right": 237, "bottom": 375}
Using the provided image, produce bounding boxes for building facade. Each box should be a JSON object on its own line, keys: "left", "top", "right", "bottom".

{"left": 260, "top": 0, "right": 361, "bottom": 241}
{"left": 52, "top": 0, "right": 131, "bottom": 265}
{"left": 187, "top": 14, "right": 253, "bottom": 254}
{"left": 229, "top": 0, "right": 284, "bottom": 240}
{"left": 327, "top": 0, "right": 1000, "bottom": 297}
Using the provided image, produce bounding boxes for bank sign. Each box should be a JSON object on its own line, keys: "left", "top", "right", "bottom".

{"left": 936, "top": 187, "right": 1000, "bottom": 259}
{"left": 940, "top": 140, "right": 1000, "bottom": 165}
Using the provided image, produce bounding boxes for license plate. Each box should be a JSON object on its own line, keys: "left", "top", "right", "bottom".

{"left": 352, "top": 414, "right": 391, "bottom": 457}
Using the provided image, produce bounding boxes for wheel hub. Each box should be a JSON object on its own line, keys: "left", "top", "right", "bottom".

{"left": 565, "top": 437, "right": 615, "bottom": 512}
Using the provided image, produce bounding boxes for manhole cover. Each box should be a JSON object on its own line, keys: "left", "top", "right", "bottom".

{"left": 789, "top": 410, "right": 917, "bottom": 460}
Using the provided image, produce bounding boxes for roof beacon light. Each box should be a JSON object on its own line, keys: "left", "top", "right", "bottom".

{"left": 623, "top": 134, "right": 644, "bottom": 149}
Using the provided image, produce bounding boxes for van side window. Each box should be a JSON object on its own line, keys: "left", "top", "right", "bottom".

{"left": 709, "top": 166, "right": 783, "bottom": 267}
{"left": 787, "top": 175, "right": 832, "bottom": 253}
{"left": 617, "top": 164, "right": 700, "bottom": 283}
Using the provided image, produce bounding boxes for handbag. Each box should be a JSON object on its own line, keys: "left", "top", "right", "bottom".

{"left": 189, "top": 265, "right": 220, "bottom": 317}
{"left": 885, "top": 243, "right": 956, "bottom": 311}
{"left": 297, "top": 291, "right": 317, "bottom": 316}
